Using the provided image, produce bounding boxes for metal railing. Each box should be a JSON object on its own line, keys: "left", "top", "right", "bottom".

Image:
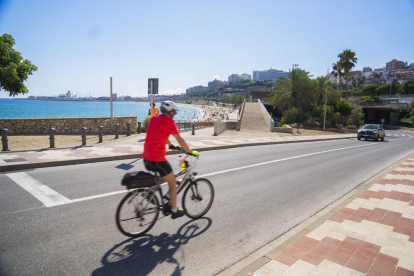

{"left": 237, "top": 99, "right": 246, "bottom": 131}
{"left": 258, "top": 99, "right": 274, "bottom": 132}
{"left": 175, "top": 120, "right": 214, "bottom": 132}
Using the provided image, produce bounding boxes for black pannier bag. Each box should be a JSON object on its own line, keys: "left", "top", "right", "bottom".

{"left": 121, "top": 171, "right": 156, "bottom": 189}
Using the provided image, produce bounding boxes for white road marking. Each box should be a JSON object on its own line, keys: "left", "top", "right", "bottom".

{"left": 7, "top": 172, "right": 71, "bottom": 207}
{"left": 70, "top": 190, "right": 127, "bottom": 203}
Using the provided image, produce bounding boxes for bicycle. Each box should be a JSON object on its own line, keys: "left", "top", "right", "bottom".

{"left": 116, "top": 150, "right": 214, "bottom": 238}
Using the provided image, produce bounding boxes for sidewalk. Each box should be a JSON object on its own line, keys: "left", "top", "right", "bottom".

{"left": 219, "top": 154, "right": 414, "bottom": 276}
{"left": 0, "top": 127, "right": 354, "bottom": 172}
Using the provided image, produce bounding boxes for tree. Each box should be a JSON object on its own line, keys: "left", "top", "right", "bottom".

{"left": 338, "top": 49, "right": 358, "bottom": 100}
{"left": 362, "top": 84, "right": 380, "bottom": 96}
{"left": 335, "top": 100, "right": 352, "bottom": 124}
{"left": 401, "top": 80, "right": 414, "bottom": 94}
{"left": 268, "top": 68, "right": 313, "bottom": 113}
{"left": 331, "top": 61, "right": 345, "bottom": 90}
{"left": 0, "top": 33, "right": 38, "bottom": 97}
{"left": 348, "top": 108, "right": 365, "bottom": 127}
{"left": 312, "top": 76, "right": 341, "bottom": 106}
{"left": 395, "top": 73, "right": 402, "bottom": 80}
{"left": 372, "top": 72, "right": 381, "bottom": 79}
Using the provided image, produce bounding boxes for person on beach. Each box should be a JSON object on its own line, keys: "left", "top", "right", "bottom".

{"left": 148, "top": 102, "right": 159, "bottom": 116}
{"left": 142, "top": 101, "right": 198, "bottom": 219}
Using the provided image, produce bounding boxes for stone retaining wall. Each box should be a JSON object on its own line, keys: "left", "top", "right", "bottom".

{"left": 0, "top": 117, "right": 137, "bottom": 134}
{"left": 274, "top": 127, "right": 293, "bottom": 133}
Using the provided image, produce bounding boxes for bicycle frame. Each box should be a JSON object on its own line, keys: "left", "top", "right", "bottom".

{"left": 134, "top": 156, "right": 198, "bottom": 216}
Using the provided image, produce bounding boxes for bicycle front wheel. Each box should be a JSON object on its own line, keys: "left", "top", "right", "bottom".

{"left": 116, "top": 191, "right": 159, "bottom": 238}
{"left": 182, "top": 178, "right": 214, "bottom": 219}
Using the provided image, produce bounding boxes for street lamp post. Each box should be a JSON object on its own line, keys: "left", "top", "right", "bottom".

{"left": 323, "top": 69, "right": 329, "bottom": 132}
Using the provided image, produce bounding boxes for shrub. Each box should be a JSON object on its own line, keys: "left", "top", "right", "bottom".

{"left": 337, "top": 124, "right": 344, "bottom": 129}
{"left": 281, "top": 108, "right": 303, "bottom": 125}
{"left": 141, "top": 116, "right": 151, "bottom": 133}
{"left": 348, "top": 108, "right": 365, "bottom": 128}
{"left": 347, "top": 125, "right": 357, "bottom": 129}
{"left": 360, "top": 96, "right": 380, "bottom": 102}
{"left": 282, "top": 124, "right": 286, "bottom": 128}
{"left": 324, "top": 120, "right": 332, "bottom": 128}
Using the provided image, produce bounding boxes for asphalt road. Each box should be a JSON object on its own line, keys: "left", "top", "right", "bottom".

{"left": 0, "top": 130, "right": 413, "bottom": 276}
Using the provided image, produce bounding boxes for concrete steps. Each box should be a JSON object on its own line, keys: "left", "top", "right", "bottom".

{"left": 240, "top": 102, "right": 269, "bottom": 131}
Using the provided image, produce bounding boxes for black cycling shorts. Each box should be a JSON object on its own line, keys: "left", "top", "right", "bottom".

{"left": 143, "top": 160, "right": 173, "bottom": 177}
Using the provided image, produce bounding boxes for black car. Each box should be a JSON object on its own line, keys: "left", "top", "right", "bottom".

{"left": 357, "top": 124, "right": 386, "bottom": 141}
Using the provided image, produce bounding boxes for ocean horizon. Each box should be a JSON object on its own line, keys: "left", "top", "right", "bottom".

{"left": 0, "top": 98, "right": 204, "bottom": 122}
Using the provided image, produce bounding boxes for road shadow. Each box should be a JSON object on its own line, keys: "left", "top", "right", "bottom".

{"left": 115, "top": 158, "right": 142, "bottom": 171}
{"left": 358, "top": 139, "right": 390, "bottom": 143}
{"left": 93, "top": 217, "right": 212, "bottom": 276}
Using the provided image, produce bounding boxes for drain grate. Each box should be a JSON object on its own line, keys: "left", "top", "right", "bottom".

{"left": 0, "top": 169, "right": 35, "bottom": 174}
{"left": 3, "top": 158, "right": 28, "bottom": 163}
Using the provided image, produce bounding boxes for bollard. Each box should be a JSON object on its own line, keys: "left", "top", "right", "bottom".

{"left": 81, "top": 127, "right": 87, "bottom": 146}
{"left": 1, "top": 128, "right": 10, "bottom": 151}
{"left": 192, "top": 123, "right": 195, "bottom": 135}
{"left": 115, "top": 124, "right": 119, "bottom": 139}
{"left": 137, "top": 122, "right": 141, "bottom": 134}
{"left": 98, "top": 126, "right": 103, "bottom": 143}
{"left": 126, "top": 122, "right": 131, "bottom": 136}
{"left": 49, "top": 128, "right": 55, "bottom": 148}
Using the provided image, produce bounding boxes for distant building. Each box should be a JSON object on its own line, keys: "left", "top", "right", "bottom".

{"left": 252, "top": 68, "right": 288, "bottom": 83}
{"left": 240, "top": 73, "right": 251, "bottom": 81}
{"left": 112, "top": 93, "right": 117, "bottom": 101}
{"left": 363, "top": 67, "right": 372, "bottom": 72}
{"left": 386, "top": 59, "right": 408, "bottom": 71}
{"left": 98, "top": 96, "right": 110, "bottom": 101}
{"left": 374, "top": 68, "right": 385, "bottom": 73}
{"left": 347, "top": 71, "right": 362, "bottom": 78}
{"left": 228, "top": 74, "right": 241, "bottom": 83}
{"left": 186, "top": 85, "right": 210, "bottom": 94}
{"left": 59, "top": 94, "right": 68, "bottom": 99}
{"left": 208, "top": 79, "right": 227, "bottom": 89}
{"left": 66, "top": 91, "right": 71, "bottom": 99}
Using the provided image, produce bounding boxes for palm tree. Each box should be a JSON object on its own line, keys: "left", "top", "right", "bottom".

{"left": 395, "top": 72, "right": 402, "bottom": 80}
{"left": 313, "top": 76, "right": 341, "bottom": 105}
{"left": 268, "top": 68, "right": 313, "bottom": 113}
{"left": 331, "top": 61, "right": 345, "bottom": 91}
{"left": 338, "top": 49, "right": 358, "bottom": 100}
{"left": 372, "top": 72, "right": 381, "bottom": 79}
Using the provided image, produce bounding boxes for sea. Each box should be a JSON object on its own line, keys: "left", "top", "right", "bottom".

{"left": 0, "top": 98, "right": 205, "bottom": 123}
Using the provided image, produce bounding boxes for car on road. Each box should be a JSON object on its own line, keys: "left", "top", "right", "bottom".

{"left": 357, "top": 124, "right": 385, "bottom": 141}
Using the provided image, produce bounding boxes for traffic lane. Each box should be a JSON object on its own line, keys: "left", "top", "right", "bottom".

{"left": 22, "top": 138, "right": 365, "bottom": 200}
{"left": 1, "top": 138, "right": 414, "bottom": 276}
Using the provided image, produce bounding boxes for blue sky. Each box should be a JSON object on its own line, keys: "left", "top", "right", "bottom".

{"left": 1, "top": 0, "right": 413, "bottom": 98}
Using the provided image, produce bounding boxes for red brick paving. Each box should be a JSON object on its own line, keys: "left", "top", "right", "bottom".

{"left": 345, "top": 252, "right": 375, "bottom": 274}
{"left": 273, "top": 252, "right": 298, "bottom": 266}
{"left": 380, "top": 210, "right": 402, "bottom": 227}
{"left": 366, "top": 253, "right": 399, "bottom": 276}
{"left": 365, "top": 208, "right": 388, "bottom": 223}
{"left": 347, "top": 208, "right": 372, "bottom": 223}
{"left": 395, "top": 267, "right": 414, "bottom": 276}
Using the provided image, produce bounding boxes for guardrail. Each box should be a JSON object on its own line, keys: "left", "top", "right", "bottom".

{"left": 352, "top": 102, "right": 409, "bottom": 109}
{"left": 237, "top": 99, "right": 246, "bottom": 131}
{"left": 258, "top": 99, "right": 274, "bottom": 132}
{"left": 175, "top": 120, "right": 214, "bottom": 132}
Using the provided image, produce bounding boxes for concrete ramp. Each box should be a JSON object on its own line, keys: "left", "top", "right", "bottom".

{"left": 240, "top": 102, "right": 270, "bottom": 131}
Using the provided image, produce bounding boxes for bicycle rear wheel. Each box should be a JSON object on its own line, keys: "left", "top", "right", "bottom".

{"left": 182, "top": 178, "right": 214, "bottom": 219}
{"left": 116, "top": 191, "right": 159, "bottom": 238}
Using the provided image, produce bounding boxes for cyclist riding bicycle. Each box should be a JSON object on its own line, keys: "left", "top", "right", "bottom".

{"left": 142, "top": 101, "right": 198, "bottom": 219}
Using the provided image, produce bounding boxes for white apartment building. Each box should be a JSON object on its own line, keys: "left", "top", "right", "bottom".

{"left": 228, "top": 74, "right": 241, "bottom": 83}
{"left": 240, "top": 73, "right": 251, "bottom": 81}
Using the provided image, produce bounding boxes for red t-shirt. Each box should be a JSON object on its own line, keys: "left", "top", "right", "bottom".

{"left": 143, "top": 115, "right": 179, "bottom": 162}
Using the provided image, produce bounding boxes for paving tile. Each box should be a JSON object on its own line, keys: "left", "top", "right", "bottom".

{"left": 366, "top": 253, "right": 399, "bottom": 276}
{"left": 390, "top": 200, "right": 410, "bottom": 214}
{"left": 345, "top": 251, "right": 375, "bottom": 274}
{"left": 282, "top": 237, "right": 319, "bottom": 259}
{"left": 399, "top": 192, "right": 414, "bottom": 203}
{"left": 376, "top": 198, "right": 396, "bottom": 211}
{"left": 402, "top": 205, "right": 414, "bottom": 220}
{"left": 326, "top": 247, "right": 354, "bottom": 266}
{"left": 307, "top": 236, "right": 342, "bottom": 259}
{"left": 365, "top": 208, "right": 388, "bottom": 223}
{"left": 273, "top": 253, "right": 299, "bottom": 266}
{"left": 330, "top": 208, "right": 355, "bottom": 223}
{"left": 359, "top": 190, "right": 376, "bottom": 199}
{"left": 381, "top": 210, "right": 403, "bottom": 227}
{"left": 280, "top": 259, "right": 316, "bottom": 276}
{"left": 255, "top": 260, "right": 289, "bottom": 276}
{"left": 386, "top": 190, "right": 403, "bottom": 200}
{"left": 361, "top": 198, "right": 382, "bottom": 210}
{"left": 340, "top": 237, "right": 364, "bottom": 253}
{"left": 397, "top": 241, "right": 414, "bottom": 271}
{"left": 347, "top": 208, "right": 372, "bottom": 223}
{"left": 356, "top": 241, "right": 381, "bottom": 259}
{"left": 372, "top": 190, "right": 390, "bottom": 200}
{"left": 369, "top": 184, "right": 384, "bottom": 192}
{"left": 301, "top": 253, "right": 324, "bottom": 266}
{"left": 394, "top": 266, "right": 414, "bottom": 276}
{"left": 337, "top": 266, "right": 366, "bottom": 275}
{"left": 306, "top": 220, "right": 340, "bottom": 241}
{"left": 310, "top": 259, "right": 344, "bottom": 276}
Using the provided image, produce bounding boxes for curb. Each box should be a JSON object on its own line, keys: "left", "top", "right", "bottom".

{"left": 215, "top": 152, "right": 414, "bottom": 276}
{"left": 0, "top": 135, "right": 354, "bottom": 173}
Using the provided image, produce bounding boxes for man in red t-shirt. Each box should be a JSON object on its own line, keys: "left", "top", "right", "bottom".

{"left": 142, "top": 101, "right": 197, "bottom": 219}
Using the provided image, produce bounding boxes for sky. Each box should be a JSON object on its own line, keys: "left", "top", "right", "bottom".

{"left": 1, "top": 0, "right": 414, "bottom": 98}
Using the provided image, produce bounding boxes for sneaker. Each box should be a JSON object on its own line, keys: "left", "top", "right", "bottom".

{"left": 171, "top": 208, "right": 185, "bottom": 219}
